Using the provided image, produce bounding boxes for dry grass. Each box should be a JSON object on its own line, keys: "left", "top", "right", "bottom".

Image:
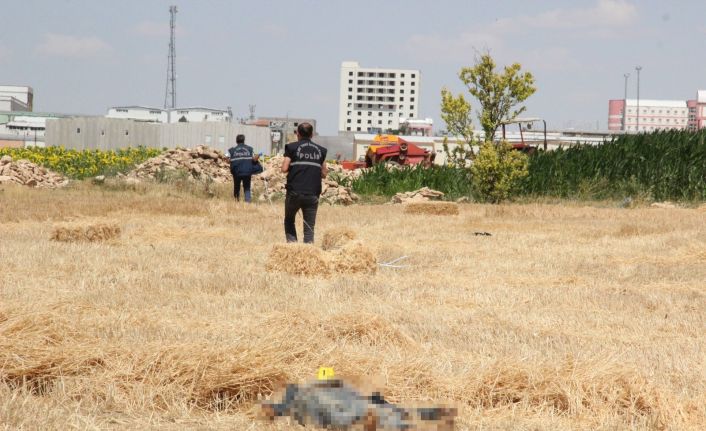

{"left": 1, "top": 184, "right": 705, "bottom": 430}
{"left": 404, "top": 201, "right": 460, "bottom": 216}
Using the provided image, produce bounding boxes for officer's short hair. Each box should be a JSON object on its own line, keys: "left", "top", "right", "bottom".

{"left": 297, "top": 123, "right": 313, "bottom": 139}
{"left": 236, "top": 134, "right": 245, "bottom": 144}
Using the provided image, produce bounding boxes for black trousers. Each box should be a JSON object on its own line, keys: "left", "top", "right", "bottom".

{"left": 284, "top": 192, "right": 319, "bottom": 243}
{"left": 233, "top": 175, "right": 252, "bottom": 202}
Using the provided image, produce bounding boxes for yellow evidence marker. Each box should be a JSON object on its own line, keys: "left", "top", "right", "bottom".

{"left": 317, "top": 367, "right": 335, "bottom": 380}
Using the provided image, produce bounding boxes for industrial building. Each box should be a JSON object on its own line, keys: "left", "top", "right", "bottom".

{"left": 338, "top": 61, "right": 421, "bottom": 133}
{"left": 0, "top": 111, "right": 72, "bottom": 148}
{"left": 0, "top": 85, "right": 34, "bottom": 112}
{"left": 608, "top": 90, "right": 706, "bottom": 132}
{"left": 106, "top": 106, "right": 232, "bottom": 123}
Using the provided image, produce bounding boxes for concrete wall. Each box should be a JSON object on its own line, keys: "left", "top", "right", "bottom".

{"left": 159, "top": 121, "right": 271, "bottom": 154}
{"left": 46, "top": 118, "right": 160, "bottom": 150}
{"left": 45, "top": 117, "right": 271, "bottom": 153}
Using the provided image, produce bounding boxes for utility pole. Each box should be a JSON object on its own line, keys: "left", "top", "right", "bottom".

{"left": 623, "top": 73, "right": 630, "bottom": 131}
{"left": 164, "top": 5, "right": 177, "bottom": 111}
{"left": 635, "top": 66, "right": 642, "bottom": 133}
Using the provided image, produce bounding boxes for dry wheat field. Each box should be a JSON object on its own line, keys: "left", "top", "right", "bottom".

{"left": 1, "top": 182, "right": 705, "bottom": 430}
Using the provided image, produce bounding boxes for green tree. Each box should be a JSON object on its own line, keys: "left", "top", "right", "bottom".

{"left": 458, "top": 54, "right": 536, "bottom": 142}
{"left": 440, "top": 88, "right": 476, "bottom": 165}
{"left": 471, "top": 141, "right": 529, "bottom": 203}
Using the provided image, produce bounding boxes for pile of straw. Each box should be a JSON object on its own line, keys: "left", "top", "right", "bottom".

{"left": 51, "top": 223, "right": 121, "bottom": 243}
{"left": 404, "top": 202, "right": 459, "bottom": 216}
{"left": 266, "top": 228, "right": 377, "bottom": 277}
{"left": 265, "top": 244, "right": 332, "bottom": 277}
{"left": 329, "top": 241, "right": 377, "bottom": 275}
{"left": 321, "top": 227, "right": 357, "bottom": 251}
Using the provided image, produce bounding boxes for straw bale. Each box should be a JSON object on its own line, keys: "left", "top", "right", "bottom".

{"left": 404, "top": 201, "right": 460, "bottom": 216}
{"left": 328, "top": 241, "right": 377, "bottom": 275}
{"left": 321, "top": 227, "right": 357, "bottom": 251}
{"left": 265, "top": 244, "right": 331, "bottom": 277}
{"left": 51, "top": 223, "right": 121, "bottom": 243}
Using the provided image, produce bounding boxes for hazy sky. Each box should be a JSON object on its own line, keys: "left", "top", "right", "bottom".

{"left": 2, "top": 0, "right": 704, "bottom": 134}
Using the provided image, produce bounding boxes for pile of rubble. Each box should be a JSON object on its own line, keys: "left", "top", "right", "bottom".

{"left": 125, "top": 148, "right": 361, "bottom": 205}
{"left": 253, "top": 156, "right": 361, "bottom": 206}
{"left": 126, "top": 146, "right": 231, "bottom": 183}
{"left": 0, "top": 155, "right": 68, "bottom": 188}
{"left": 390, "top": 187, "right": 445, "bottom": 204}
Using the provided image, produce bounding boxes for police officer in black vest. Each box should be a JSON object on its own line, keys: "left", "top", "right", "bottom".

{"left": 281, "top": 123, "right": 328, "bottom": 243}
{"left": 227, "top": 134, "right": 259, "bottom": 202}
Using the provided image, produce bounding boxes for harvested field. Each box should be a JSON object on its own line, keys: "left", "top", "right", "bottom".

{"left": 1, "top": 184, "right": 705, "bottom": 430}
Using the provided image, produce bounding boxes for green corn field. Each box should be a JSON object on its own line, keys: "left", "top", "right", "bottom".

{"left": 351, "top": 163, "right": 472, "bottom": 200}
{"left": 523, "top": 130, "right": 706, "bottom": 201}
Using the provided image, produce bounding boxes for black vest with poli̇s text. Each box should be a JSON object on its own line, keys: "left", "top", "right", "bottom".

{"left": 284, "top": 139, "right": 327, "bottom": 195}
{"left": 228, "top": 144, "right": 254, "bottom": 176}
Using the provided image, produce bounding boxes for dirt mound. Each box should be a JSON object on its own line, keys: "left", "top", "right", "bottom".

{"left": 391, "top": 187, "right": 444, "bottom": 204}
{"left": 127, "top": 146, "right": 231, "bottom": 183}
{"left": 0, "top": 155, "right": 68, "bottom": 188}
{"left": 253, "top": 156, "right": 360, "bottom": 205}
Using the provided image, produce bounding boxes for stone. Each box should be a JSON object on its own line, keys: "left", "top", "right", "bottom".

{"left": 0, "top": 155, "right": 12, "bottom": 164}
{"left": 93, "top": 175, "right": 106, "bottom": 184}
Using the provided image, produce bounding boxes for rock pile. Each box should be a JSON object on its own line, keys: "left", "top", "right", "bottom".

{"left": 0, "top": 155, "right": 68, "bottom": 188}
{"left": 127, "top": 146, "right": 231, "bottom": 183}
{"left": 254, "top": 156, "right": 361, "bottom": 206}
{"left": 390, "top": 187, "right": 444, "bottom": 204}
{"left": 126, "top": 147, "right": 361, "bottom": 205}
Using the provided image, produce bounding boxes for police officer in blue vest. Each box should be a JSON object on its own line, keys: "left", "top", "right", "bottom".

{"left": 280, "top": 123, "right": 328, "bottom": 243}
{"left": 227, "top": 134, "right": 260, "bottom": 202}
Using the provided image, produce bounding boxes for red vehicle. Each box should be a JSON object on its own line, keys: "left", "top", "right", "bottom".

{"left": 364, "top": 139, "right": 435, "bottom": 167}
{"left": 499, "top": 117, "right": 548, "bottom": 154}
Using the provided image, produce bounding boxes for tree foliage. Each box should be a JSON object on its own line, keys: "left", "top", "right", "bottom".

{"left": 471, "top": 141, "right": 529, "bottom": 203}
{"left": 440, "top": 88, "right": 476, "bottom": 165}
{"left": 458, "top": 54, "right": 536, "bottom": 142}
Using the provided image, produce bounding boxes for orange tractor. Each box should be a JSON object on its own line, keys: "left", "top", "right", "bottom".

{"left": 341, "top": 135, "right": 435, "bottom": 170}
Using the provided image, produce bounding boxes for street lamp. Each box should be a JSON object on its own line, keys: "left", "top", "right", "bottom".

{"left": 635, "top": 66, "right": 642, "bottom": 132}
{"left": 623, "top": 73, "right": 630, "bottom": 132}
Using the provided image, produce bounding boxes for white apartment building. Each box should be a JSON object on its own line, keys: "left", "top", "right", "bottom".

{"left": 338, "top": 61, "right": 420, "bottom": 133}
{"left": 107, "top": 106, "right": 231, "bottom": 123}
